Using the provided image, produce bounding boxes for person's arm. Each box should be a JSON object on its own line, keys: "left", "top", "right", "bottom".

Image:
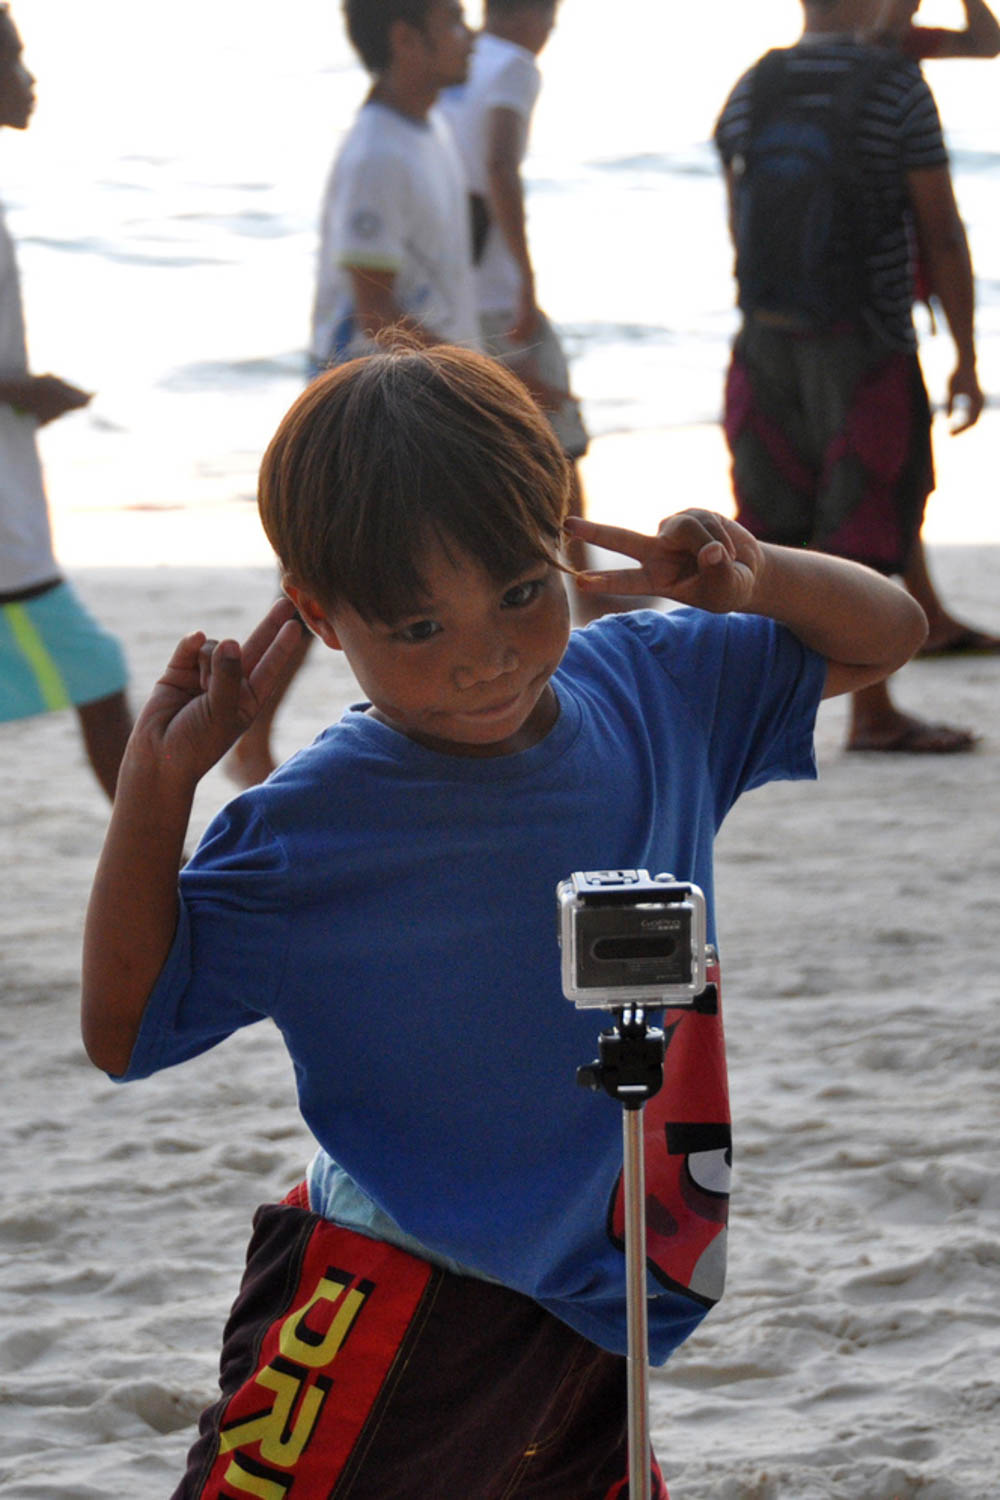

{"left": 81, "top": 599, "right": 303, "bottom": 1077}
{"left": 955, "top": 0, "right": 1000, "bottom": 55}
{"left": 484, "top": 104, "right": 538, "bottom": 343}
{"left": 922, "top": 0, "right": 1000, "bottom": 57}
{"left": 0, "top": 372, "right": 91, "bottom": 425}
{"left": 907, "top": 164, "right": 983, "bottom": 431}
{"left": 347, "top": 267, "right": 441, "bottom": 347}
{"left": 567, "top": 510, "right": 927, "bottom": 699}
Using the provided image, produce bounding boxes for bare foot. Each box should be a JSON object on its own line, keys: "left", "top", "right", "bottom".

{"left": 846, "top": 714, "right": 978, "bottom": 754}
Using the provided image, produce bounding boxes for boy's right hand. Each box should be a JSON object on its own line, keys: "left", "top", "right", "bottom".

{"left": 127, "top": 599, "right": 304, "bottom": 787}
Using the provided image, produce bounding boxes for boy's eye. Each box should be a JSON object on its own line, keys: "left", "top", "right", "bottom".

{"left": 502, "top": 578, "right": 545, "bottom": 609}
{"left": 396, "top": 618, "right": 441, "bottom": 643}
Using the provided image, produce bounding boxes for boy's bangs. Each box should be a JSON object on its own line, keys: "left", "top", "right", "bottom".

{"left": 342, "top": 482, "right": 563, "bottom": 626}
{"left": 331, "top": 369, "right": 567, "bottom": 622}
{"left": 259, "top": 346, "right": 571, "bottom": 619}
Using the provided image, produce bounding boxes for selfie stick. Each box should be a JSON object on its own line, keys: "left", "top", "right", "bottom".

{"left": 577, "top": 1006, "right": 665, "bottom": 1500}
{"left": 559, "top": 869, "right": 706, "bottom": 1500}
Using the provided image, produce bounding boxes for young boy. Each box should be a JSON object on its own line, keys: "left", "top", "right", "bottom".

{"left": 0, "top": 4, "right": 131, "bottom": 799}
{"left": 83, "top": 344, "right": 926, "bottom": 1497}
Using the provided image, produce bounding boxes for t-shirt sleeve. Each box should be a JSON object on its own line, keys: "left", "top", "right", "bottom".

{"left": 482, "top": 51, "right": 541, "bottom": 118}
{"left": 329, "top": 149, "right": 412, "bottom": 274}
{"left": 891, "top": 60, "right": 948, "bottom": 170}
{"left": 625, "top": 609, "right": 826, "bottom": 820}
{"left": 114, "top": 797, "right": 292, "bottom": 1082}
{"left": 707, "top": 613, "right": 825, "bottom": 811}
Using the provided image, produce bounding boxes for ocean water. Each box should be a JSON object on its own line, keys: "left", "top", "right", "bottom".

{"left": 4, "top": 0, "right": 998, "bottom": 525}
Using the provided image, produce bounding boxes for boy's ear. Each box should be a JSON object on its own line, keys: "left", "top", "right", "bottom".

{"left": 282, "top": 580, "right": 343, "bottom": 650}
{"left": 388, "top": 15, "right": 423, "bottom": 66}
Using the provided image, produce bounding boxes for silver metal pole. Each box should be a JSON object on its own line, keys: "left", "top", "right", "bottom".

{"left": 622, "top": 1098, "right": 651, "bottom": 1500}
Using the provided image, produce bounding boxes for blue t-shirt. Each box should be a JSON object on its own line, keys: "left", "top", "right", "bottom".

{"left": 119, "top": 609, "right": 825, "bottom": 1361}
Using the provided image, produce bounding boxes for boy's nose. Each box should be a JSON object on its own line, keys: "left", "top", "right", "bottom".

{"left": 454, "top": 638, "right": 518, "bottom": 691}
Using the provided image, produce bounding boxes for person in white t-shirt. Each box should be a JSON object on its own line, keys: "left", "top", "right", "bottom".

{"left": 310, "top": 0, "right": 477, "bottom": 366}
{"left": 229, "top": 0, "right": 477, "bottom": 787}
{"left": 441, "top": 0, "right": 619, "bottom": 621}
{"left": 0, "top": 5, "right": 131, "bottom": 800}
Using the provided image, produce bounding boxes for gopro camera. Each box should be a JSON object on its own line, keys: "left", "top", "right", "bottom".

{"left": 557, "top": 869, "right": 708, "bottom": 1008}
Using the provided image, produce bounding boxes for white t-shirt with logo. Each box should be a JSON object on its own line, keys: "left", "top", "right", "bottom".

{"left": 310, "top": 102, "right": 479, "bottom": 365}
{"left": 0, "top": 206, "right": 58, "bottom": 595}
{"left": 440, "top": 32, "right": 541, "bottom": 315}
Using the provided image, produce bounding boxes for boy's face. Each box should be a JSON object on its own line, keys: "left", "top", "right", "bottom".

{"left": 409, "top": 0, "right": 472, "bottom": 89}
{"left": 0, "top": 13, "right": 34, "bottom": 130}
{"left": 291, "top": 536, "right": 571, "bottom": 757}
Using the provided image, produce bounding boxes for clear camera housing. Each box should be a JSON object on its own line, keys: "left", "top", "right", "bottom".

{"left": 557, "top": 869, "right": 708, "bottom": 1008}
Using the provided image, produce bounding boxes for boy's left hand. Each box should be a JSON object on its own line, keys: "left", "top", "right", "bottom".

{"left": 567, "top": 510, "right": 764, "bottom": 614}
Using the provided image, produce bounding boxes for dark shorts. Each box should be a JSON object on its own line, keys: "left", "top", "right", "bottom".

{"left": 173, "top": 1187, "right": 668, "bottom": 1500}
{"left": 724, "top": 319, "right": 934, "bottom": 575}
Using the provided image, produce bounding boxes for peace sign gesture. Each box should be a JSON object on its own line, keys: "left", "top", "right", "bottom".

{"left": 128, "top": 598, "right": 305, "bottom": 789}
{"left": 567, "top": 509, "right": 765, "bottom": 615}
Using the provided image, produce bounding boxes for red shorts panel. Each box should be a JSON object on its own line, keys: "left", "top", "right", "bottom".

{"left": 173, "top": 1194, "right": 668, "bottom": 1500}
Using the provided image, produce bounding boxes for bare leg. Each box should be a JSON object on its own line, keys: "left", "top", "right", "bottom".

{"left": 224, "top": 628, "right": 313, "bottom": 789}
{"left": 846, "top": 678, "right": 976, "bottom": 754}
{"left": 76, "top": 690, "right": 133, "bottom": 801}
{"left": 904, "top": 539, "right": 1000, "bottom": 655}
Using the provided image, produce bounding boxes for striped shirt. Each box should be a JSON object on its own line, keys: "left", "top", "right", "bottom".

{"left": 714, "top": 39, "right": 948, "bottom": 350}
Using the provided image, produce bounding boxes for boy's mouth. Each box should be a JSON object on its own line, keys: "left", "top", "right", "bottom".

{"left": 458, "top": 691, "right": 523, "bottom": 721}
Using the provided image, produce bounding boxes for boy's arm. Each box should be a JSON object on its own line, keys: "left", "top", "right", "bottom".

{"left": 484, "top": 105, "right": 538, "bottom": 342}
{"left": 0, "top": 373, "right": 91, "bottom": 425}
{"left": 81, "top": 600, "right": 303, "bottom": 1077}
{"left": 568, "top": 511, "right": 927, "bottom": 698}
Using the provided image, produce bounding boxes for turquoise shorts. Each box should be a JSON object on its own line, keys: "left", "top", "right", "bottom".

{"left": 0, "top": 578, "right": 127, "bottom": 723}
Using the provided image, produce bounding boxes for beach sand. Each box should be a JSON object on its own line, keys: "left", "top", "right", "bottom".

{"left": 2, "top": 423, "right": 999, "bottom": 1498}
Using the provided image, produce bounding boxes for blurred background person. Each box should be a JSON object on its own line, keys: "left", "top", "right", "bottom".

{"left": 0, "top": 2, "right": 131, "bottom": 800}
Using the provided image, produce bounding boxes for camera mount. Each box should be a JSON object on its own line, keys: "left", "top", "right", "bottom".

{"left": 577, "top": 1003, "right": 664, "bottom": 1500}
{"left": 558, "top": 870, "right": 709, "bottom": 1500}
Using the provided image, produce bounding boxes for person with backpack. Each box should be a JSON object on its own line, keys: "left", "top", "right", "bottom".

{"left": 714, "top": 0, "right": 985, "bottom": 754}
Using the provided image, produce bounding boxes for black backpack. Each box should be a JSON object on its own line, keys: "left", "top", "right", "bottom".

{"left": 732, "top": 47, "right": 894, "bottom": 329}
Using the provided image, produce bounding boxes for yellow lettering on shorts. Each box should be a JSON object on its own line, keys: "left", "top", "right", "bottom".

{"left": 278, "top": 1270, "right": 368, "bottom": 1367}
{"left": 217, "top": 1266, "right": 372, "bottom": 1473}
{"left": 219, "top": 1362, "right": 328, "bottom": 1465}
{"left": 220, "top": 1456, "right": 291, "bottom": 1499}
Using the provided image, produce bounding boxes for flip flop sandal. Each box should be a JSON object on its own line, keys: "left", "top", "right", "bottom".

{"left": 917, "top": 628, "right": 1000, "bottom": 658}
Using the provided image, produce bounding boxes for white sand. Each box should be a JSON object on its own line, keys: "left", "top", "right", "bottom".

{"left": 2, "top": 431, "right": 999, "bottom": 1497}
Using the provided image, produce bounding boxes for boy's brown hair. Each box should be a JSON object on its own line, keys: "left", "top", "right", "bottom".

{"left": 258, "top": 343, "right": 572, "bottom": 623}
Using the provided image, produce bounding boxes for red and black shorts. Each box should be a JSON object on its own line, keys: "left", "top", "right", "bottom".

{"left": 173, "top": 1186, "right": 668, "bottom": 1499}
